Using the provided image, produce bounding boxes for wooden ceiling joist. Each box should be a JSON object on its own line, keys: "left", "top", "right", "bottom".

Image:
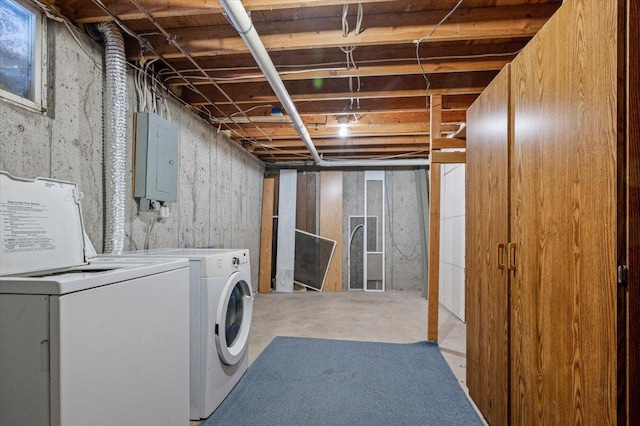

{"left": 167, "top": 58, "right": 511, "bottom": 86}
{"left": 235, "top": 123, "right": 461, "bottom": 140}
{"left": 180, "top": 72, "right": 496, "bottom": 105}
{"left": 210, "top": 102, "right": 467, "bottom": 120}
{"left": 133, "top": 4, "right": 558, "bottom": 59}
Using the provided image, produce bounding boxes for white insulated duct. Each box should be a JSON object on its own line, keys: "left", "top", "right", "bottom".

{"left": 97, "top": 22, "right": 127, "bottom": 254}
{"left": 220, "top": 0, "right": 430, "bottom": 168}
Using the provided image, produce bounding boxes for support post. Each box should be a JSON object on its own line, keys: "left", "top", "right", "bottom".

{"left": 428, "top": 94, "right": 442, "bottom": 341}
{"left": 259, "top": 177, "right": 275, "bottom": 293}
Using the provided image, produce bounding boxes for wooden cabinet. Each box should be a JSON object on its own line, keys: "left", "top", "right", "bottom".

{"left": 466, "top": 0, "right": 636, "bottom": 423}
{"left": 466, "top": 65, "right": 511, "bottom": 426}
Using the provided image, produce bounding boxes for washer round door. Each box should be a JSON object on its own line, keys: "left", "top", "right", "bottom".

{"left": 215, "top": 270, "right": 253, "bottom": 366}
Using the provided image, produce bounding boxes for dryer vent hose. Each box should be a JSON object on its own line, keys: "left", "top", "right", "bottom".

{"left": 97, "top": 22, "right": 127, "bottom": 254}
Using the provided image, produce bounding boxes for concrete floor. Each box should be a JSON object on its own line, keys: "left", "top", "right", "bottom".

{"left": 192, "top": 290, "right": 473, "bottom": 425}
{"left": 248, "top": 290, "right": 468, "bottom": 385}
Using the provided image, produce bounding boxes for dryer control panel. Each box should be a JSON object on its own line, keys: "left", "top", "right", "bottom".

{"left": 201, "top": 249, "right": 249, "bottom": 277}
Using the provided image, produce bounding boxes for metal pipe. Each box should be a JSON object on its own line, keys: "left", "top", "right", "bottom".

{"left": 317, "top": 158, "right": 429, "bottom": 167}
{"left": 220, "top": 0, "right": 431, "bottom": 168}
{"left": 97, "top": 22, "right": 127, "bottom": 254}
{"left": 220, "top": 0, "right": 322, "bottom": 164}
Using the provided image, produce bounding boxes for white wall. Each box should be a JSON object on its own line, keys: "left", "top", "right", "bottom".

{"left": 439, "top": 164, "right": 466, "bottom": 320}
{"left": 0, "top": 20, "right": 265, "bottom": 290}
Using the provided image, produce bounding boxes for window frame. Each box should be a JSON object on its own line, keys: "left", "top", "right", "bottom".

{"left": 0, "top": 0, "right": 48, "bottom": 113}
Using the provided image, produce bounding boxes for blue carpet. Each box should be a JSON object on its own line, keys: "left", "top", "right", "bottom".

{"left": 202, "top": 337, "right": 483, "bottom": 425}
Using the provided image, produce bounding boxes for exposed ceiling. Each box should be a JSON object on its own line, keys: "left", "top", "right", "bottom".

{"left": 54, "top": 0, "right": 562, "bottom": 164}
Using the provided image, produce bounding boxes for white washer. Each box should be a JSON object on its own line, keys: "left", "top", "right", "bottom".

{"left": 0, "top": 173, "right": 191, "bottom": 426}
{"left": 118, "top": 248, "right": 253, "bottom": 420}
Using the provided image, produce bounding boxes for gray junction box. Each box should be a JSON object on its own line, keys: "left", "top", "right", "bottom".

{"left": 134, "top": 112, "right": 179, "bottom": 207}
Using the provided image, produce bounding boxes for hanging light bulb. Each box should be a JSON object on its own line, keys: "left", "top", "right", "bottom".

{"left": 339, "top": 123, "right": 349, "bottom": 137}
{"left": 337, "top": 116, "right": 350, "bottom": 138}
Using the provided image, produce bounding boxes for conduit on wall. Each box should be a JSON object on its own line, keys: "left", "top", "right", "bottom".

{"left": 220, "top": 0, "right": 430, "bottom": 168}
{"left": 97, "top": 22, "right": 127, "bottom": 254}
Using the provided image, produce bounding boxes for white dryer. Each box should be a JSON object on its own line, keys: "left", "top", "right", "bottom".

{"left": 0, "top": 172, "right": 191, "bottom": 426}
{"left": 120, "top": 248, "right": 253, "bottom": 420}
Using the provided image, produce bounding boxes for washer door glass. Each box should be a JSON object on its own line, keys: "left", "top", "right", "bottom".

{"left": 215, "top": 270, "right": 253, "bottom": 366}
{"left": 225, "top": 283, "right": 244, "bottom": 346}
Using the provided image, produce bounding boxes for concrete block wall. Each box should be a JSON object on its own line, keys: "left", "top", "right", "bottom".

{"left": 439, "top": 164, "right": 466, "bottom": 321}
{"left": 0, "top": 21, "right": 265, "bottom": 290}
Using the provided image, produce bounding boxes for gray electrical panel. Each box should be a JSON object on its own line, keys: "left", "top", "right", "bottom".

{"left": 134, "top": 112, "right": 178, "bottom": 206}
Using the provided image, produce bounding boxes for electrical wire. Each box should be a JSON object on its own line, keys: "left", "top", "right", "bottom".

{"left": 158, "top": 48, "right": 519, "bottom": 78}
{"left": 143, "top": 210, "right": 158, "bottom": 250}
{"left": 89, "top": 0, "right": 273, "bottom": 145}
{"left": 384, "top": 173, "right": 421, "bottom": 261}
{"left": 340, "top": 3, "right": 364, "bottom": 111}
{"left": 31, "top": 0, "right": 103, "bottom": 70}
{"left": 415, "top": 0, "right": 464, "bottom": 92}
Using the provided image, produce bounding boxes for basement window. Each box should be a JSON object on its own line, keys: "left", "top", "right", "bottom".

{"left": 0, "top": 0, "right": 47, "bottom": 111}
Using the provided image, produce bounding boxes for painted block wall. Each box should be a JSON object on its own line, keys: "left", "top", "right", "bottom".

{"left": 439, "top": 163, "right": 466, "bottom": 321}
{"left": 342, "top": 170, "right": 424, "bottom": 291}
{"left": 0, "top": 21, "right": 265, "bottom": 290}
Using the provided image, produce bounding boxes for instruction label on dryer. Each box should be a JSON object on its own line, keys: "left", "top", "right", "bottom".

{"left": 0, "top": 200, "right": 57, "bottom": 253}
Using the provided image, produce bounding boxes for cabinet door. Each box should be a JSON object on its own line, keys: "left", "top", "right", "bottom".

{"left": 509, "top": 0, "right": 618, "bottom": 423}
{"left": 466, "top": 64, "right": 511, "bottom": 426}
{"left": 628, "top": 0, "right": 640, "bottom": 421}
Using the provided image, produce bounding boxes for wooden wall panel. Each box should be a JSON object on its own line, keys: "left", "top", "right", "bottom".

{"left": 465, "top": 64, "right": 510, "bottom": 426}
{"left": 296, "top": 172, "right": 317, "bottom": 234}
{"left": 320, "top": 171, "right": 343, "bottom": 292}
{"left": 627, "top": 0, "right": 640, "bottom": 421}
{"left": 510, "top": 0, "right": 618, "bottom": 423}
{"left": 259, "top": 177, "right": 275, "bottom": 293}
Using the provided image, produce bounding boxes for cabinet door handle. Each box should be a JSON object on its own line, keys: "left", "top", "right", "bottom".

{"left": 507, "top": 242, "right": 517, "bottom": 271}
{"left": 496, "top": 243, "right": 505, "bottom": 269}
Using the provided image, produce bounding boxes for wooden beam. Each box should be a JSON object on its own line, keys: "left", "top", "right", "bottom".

{"left": 259, "top": 177, "right": 275, "bottom": 293}
{"left": 161, "top": 41, "right": 529, "bottom": 73}
{"left": 180, "top": 72, "right": 497, "bottom": 105}
{"left": 139, "top": 5, "right": 557, "bottom": 58}
{"left": 431, "top": 137, "right": 466, "bottom": 150}
{"left": 230, "top": 111, "right": 466, "bottom": 140}
{"left": 253, "top": 135, "right": 429, "bottom": 148}
{"left": 258, "top": 153, "right": 430, "bottom": 162}
{"left": 169, "top": 59, "right": 510, "bottom": 85}
{"left": 430, "top": 151, "right": 466, "bottom": 163}
{"left": 428, "top": 94, "right": 442, "bottom": 341}
{"left": 62, "top": 0, "right": 396, "bottom": 23}
{"left": 213, "top": 104, "right": 467, "bottom": 122}
{"left": 320, "top": 171, "right": 343, "bottom": 292}
{"left": 252, "top": 146, "right": 430, "bottom": 156}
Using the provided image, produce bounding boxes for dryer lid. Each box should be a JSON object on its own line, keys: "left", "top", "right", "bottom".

{"left": 0, "top": 172, "right": 88, "bottom": 276}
